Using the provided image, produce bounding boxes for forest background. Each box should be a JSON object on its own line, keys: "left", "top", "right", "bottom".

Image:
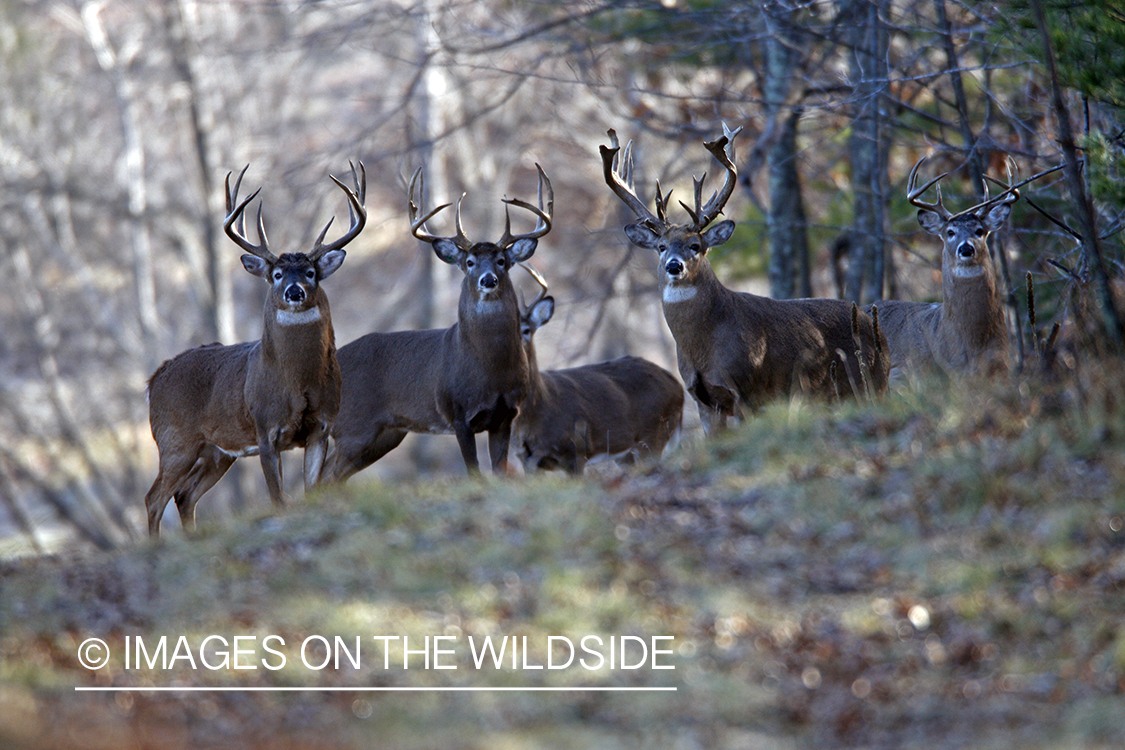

{"left": 0, "top": 0, "right": 1121, "bottom": 547}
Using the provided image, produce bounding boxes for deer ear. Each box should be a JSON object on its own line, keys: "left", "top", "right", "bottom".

{"left": 917, "top": 210, "right": 945, "bottom": 235}
{"left": 241, "top": 254, "right": 270, "bottom": 279}
{"left": 507, "top": 238, "right": 538, "bottom": 264}
{"left": 432, "top": 239, "right": 462, "bottom": 265}
{"left": 316, "top": 249, "right": 346, "bottom": 279}
{"left": 704, "top": 220, "right": 736, "bottom": 248}
{"left": 982, "top": 202, "right": 1011, "bottom": 232}
{"left": 624, "top": 222, "right": 659, "bottom": 250}
{"left": 528, "top": 296, "right": 554, "bottom": 331}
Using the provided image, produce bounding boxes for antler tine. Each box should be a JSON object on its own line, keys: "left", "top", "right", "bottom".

{"left": 620, "top": 137, "right": 635, "bottom": 189}
{"left": 408, "top": 166, "right": 465, "bottom": 247}
{"left": 654, "top": 181, "right": 673, "bottom": 223}
{"left": 600, "top": 128, "right": 664, "bottom": 228}
{"left": 518, "top": 261, "right": 549, "bottom": 310}
{"left": 697, "top": 124, "right": 741, "bottom": 227}
{"left": 223, "top": 165, "right": 277, "bottom": 263}
{"left": 906, "top": 157, "right": 953, "bottom": 220}
{"left": 964, "top": 158, "right": 1021, "bottom": 217}
{"left": 453, "top": 194, "right": 472, "bottom": 249}
{"left": 311, "top": 160, "right": 368, "bottom": 259}
{"left": 677, "top": 172, "right": 706, "bottom": 227}
{"left": 500, "top": 163, "right": 554, "bottom": 245}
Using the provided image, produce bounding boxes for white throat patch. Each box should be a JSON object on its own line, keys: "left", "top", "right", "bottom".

{"left": 950, "top": 265, "right": 985, "bottom": 279}
{"left": 663, "top": 285, "right": 697, "bottom": 304}
{"left": 276, "top": 307, "right": 321, "bottom": 326}
{"left": 476, "top": 299, "right": 506, "bottom": 314}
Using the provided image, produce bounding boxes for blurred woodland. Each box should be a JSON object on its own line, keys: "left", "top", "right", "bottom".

{"left": 0, "top": 0, "right": 1123, "bottom": 550}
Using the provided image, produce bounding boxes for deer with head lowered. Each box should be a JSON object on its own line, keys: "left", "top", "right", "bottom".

{"left": 601, "top": 125, "right": 888, "bottom": 432}
{"left": 144, "top": 162, "right": 366, "bottom": 536}
{"left": 868, "top": 158, "right": 1019, "bottom": 381}
{"left": 513, "top": 265, "right": 684, "bottom": 474}
{"left": 324, "top": 165, "right": 552, "bottom": 481}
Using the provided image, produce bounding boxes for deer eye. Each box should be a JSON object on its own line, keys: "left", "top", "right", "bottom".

{"left": 306, "top": 269, "right": 316, "bottom": 279}
{"left": 946, "top": 229, "right": 956, "bottom": 239}
{"left": 496, "top": 257, "right": 507, "bottom": 268}
{"left": 272, "top": 271, "right": 283, "bottom": 281}
{"left": 974, "top": 228, "right": 985, "bottom": 238}
{"left": 466, "top": 258, "right": 475, "bottom": 268}
{"left": 690, "top": 242, "right": 701, "bottom": 253}
{"left": 657, "top": 243, "right": 668, "bottom": 252}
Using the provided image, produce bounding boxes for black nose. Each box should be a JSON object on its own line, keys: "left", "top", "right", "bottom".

{"left": 957, "top": 243, "right": 975, "bottom": 260}
{"left": 480, "top": 273, "right": 498, "bottom": 290}
{"left": 665, "top": 258, "right": 685, "bottom": 277}
{"left": 285, "top": 284, "right": 306, "bottom": 303}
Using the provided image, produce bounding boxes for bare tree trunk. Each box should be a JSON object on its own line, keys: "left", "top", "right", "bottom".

{"left": 764, "top": 20, "right": 810, "bottom": 300}
{"left": 166, "top": 0, "right": 235, "bottom": 345}
{"left": 409, "top": 0, "right": 454, "bottom": 471}
{"left": 767, "top": 108, "right": 811, "bottom": 299}
{"left": 844, "top": 0, "right": 889, "bottom": 305}
{"left": 80, "top": 1, "right": 159, "bottom": 371}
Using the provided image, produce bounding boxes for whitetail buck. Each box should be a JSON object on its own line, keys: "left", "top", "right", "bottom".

{"left": 145, "top": 163, "right": 366, "bottom": 536}
{"left": 869, "top": 158, "right": 1019, "bottom": 380}
{"left": 324, "top": 165, "right": 552, "bottom": 480}
{"left": 600, "top": 125, "right": 888, "bottom": 432}
{"left": 513, "top": 266, "right": 684, "bottom": 474}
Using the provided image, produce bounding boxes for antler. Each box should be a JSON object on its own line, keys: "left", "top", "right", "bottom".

{"left": 908, "top": 156, "right": 1021, "bottom": 220}
{"left": 906, "top": 157, "right": 953, "bottom": 221}
{"left": 310, "top": 161, "right": 368, "bottom": 259}
{"left": 600, "top": 129, "right": 664, "bottom": 228}
{"left": 224, "top": 165, "right": 278, "bottom": 263}
{"left": 967, "top": 157, "right": 1020, "bottom": 217}
{"left": 408, "top": 167, "right": 472, "bottom": 250}
{"left": 498, "top": 163, "right": 554, "bottom": 248}
{"left": 518, "top": 261, "right": 550, "bottom": 312}
{"left": 686, "top": 122, "right": 742, "bottom": 229}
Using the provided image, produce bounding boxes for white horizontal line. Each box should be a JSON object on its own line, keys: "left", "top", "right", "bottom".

{"left": 75, "top": 686, "right": 677, "bottom": 692}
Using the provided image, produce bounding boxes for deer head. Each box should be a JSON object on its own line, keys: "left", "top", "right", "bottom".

{"left": 517, "top": 262, "right": 554, "bottom": 346}
{"left": 224, "top": 162, "right": 366, "bottom": 323}
{"left": 907, "top": 157, "right": 1019, "bottom": 283}
{"left": 409, "top": 165, "right": 552, "bottom": 306}
{"left": 601, "top": 124, "right": 741, "bottom": 299}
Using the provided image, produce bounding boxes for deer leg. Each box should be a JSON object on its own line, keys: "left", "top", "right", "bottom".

{"left": 144, "top": 449, "right": 200, "bottom": 537}
{"left": 303, "top": 419, "right": 331, "bottom": 490}
{"left": 324, "top": 428, "right": 408, "bottom": 484}
{"left": 487, "top": 423, "right": 513, "bottom": 475}
{"left": 486, "top": 402, "right": 520, "bottom": 475}
{"left": 561, "top": 447, "right": 584, "bottom": 476}
{"left": 257, "top": 428, "right": 286, "bottom": 506}
{"left": 453, "top": 420, "right": 481, "bottom": 475}
{"left": 175, "top": 448, "right": 235, "bottom": 532}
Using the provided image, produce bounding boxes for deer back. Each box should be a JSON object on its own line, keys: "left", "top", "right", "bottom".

{"left": 515, "top": 293, "right": 684, "bottom": 472}
{"left": 147, "top": 341, "right": 259, "bottom": 456}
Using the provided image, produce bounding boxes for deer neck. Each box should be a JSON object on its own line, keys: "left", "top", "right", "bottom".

{"left": 521, "top": 342, "right": 550, "bottom": 414}
{"left": 261, "top": 297, "right": 335, "bottom": 379}
{"left": 939, "top": 264, "right": 1005, "bottom": 355}
{"left": 456, "top": 282, "right": 523, "bottom": 363}
{"left": 660, "top": 261, "right": 725, "bottom": 345}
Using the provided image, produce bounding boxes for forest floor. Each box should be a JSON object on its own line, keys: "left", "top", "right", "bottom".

{"left": 1, "top": 367, "right": 1124, "bottom": 749}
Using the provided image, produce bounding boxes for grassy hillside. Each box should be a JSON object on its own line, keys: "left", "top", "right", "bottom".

{"left": 2, "top": 369, "right": 1124, "bottom": 749}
